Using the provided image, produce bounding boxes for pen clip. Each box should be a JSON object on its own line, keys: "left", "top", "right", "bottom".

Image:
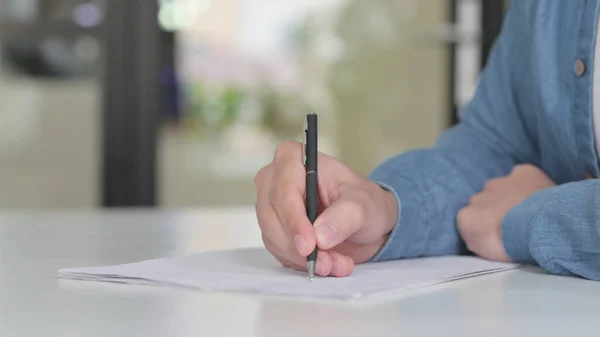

{"left": 302, "top": 116, "right": 307, "bottom": 165}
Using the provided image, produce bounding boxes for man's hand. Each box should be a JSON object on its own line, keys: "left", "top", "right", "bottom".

{"left": 457, "top": 164, "right": 556, "bottom": 262}
{"left": 254, "top": 142, "right": 398, "bottom": 277}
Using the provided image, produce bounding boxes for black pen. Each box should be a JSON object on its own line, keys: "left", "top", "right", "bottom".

{"left": 303, "top": 113, "right": 318, "bottom": 282}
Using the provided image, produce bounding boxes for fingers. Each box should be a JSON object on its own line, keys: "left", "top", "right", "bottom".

{"left": 314, "top": 251, "right": 333, "bottom": 276}
{"left": 483, "top": 178, "right": 504, "bottom": 192}
{"left": 510, "top": 164, "right": 555, "bottom": 188}
{"left": 270, "top": 143, "right": 316, "bottom": 257}
{"left": 327, "top": 251, "right": 355, "bottom": 277}
{"left": 256, "top": 171, "right": 353, "bottom": 277}
{"left": 262, "top": 234, "right": 303, "bottom": 270}
{"left": 270, "top": 183, "right": 316, "bottom": 256}
{"left": 256, "top": 141, "right": 359, "bottom": 278}
{"left": 468, "top": 192, "right": 491, "bottom": 206}
{"left": 456, "top": 206, "right": 482, "bottom": 254}
{"left": 280, "top": 249, "right": 355, "bottom": 278}
{"left": 257, "top": 183, "right": 310, "bottom": 268}
{"left": 262, "top": 233, "right": 340, "bottom": 277}
{"left": 256, "top": 164, "right": 304, "bottom": 268}
{"left": 511, "top": 163, "right": 544, "bottom": 176}
{"left": 255, "top": 142, "right": 316, "bottom": 265}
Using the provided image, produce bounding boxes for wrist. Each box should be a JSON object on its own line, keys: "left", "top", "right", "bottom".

{"left": 380, "top": 187, "right": 399, "bottom": 236}
{"left": 367, "top": 174, "right": 428, "bottom": 262}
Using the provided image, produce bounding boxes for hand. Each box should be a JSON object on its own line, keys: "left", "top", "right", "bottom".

{"left": 457, "top": 164, "right": 556, "bottom": 262}
{"left": 254, "top": 142, "right": 398, "bottom": 277}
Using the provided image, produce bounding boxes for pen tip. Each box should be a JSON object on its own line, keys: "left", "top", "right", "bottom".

{"left": 307, "top": 260, "right": 316, "bottom": 283}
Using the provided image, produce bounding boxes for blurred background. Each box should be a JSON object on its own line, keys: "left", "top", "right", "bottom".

{"left": 0, "top": 0, "right": 508, "bottom": 209}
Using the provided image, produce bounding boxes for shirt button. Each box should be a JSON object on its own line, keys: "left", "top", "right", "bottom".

{"left": 575, "top": 59, "right": 586, "bottom": 76}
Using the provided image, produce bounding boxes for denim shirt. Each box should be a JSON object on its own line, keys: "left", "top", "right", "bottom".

{"left": 368, "top": 0, "right": 600, "bottom": 280}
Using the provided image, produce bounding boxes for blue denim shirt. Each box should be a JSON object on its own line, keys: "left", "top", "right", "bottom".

{"left": 368, "top": 0, "right": 600, "bottom": 280}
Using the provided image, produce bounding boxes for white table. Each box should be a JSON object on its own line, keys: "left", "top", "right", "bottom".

{"left": 1, "top": 208, "right": 599, "bottom": 337}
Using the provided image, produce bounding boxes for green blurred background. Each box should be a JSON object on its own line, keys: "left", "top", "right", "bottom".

{"left": 0, "top": 0, "right": 508, "bottom": 208}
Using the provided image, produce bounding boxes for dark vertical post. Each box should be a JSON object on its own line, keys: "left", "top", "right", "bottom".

{"left": 101, "top": 0, "right": 163, "bottom": 207}
{"left": 480, "top": 0, "right": 505, "bottom": 68}
{"left": 448, "top": 0, "right": 459, "bottom": 126}
{"left": 159, "top": 29, "right": 179, "bottom": 124}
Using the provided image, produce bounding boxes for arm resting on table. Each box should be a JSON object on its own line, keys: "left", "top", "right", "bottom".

{"left": 367, "top": 1, "right": 538, "bottom": 262}
{"left": 503, "top": 180, "right": 600, "bottom": 280}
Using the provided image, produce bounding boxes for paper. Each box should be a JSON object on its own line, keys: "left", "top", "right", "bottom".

{"left": 57, "top": 248, "right": 518, "bottom": 300}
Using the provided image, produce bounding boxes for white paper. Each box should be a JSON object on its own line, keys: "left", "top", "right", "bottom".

{"left": 57, "top": 248, "right": 518, "bottom": 300}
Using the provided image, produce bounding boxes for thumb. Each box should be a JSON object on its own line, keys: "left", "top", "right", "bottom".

{"left": 313, "top": 195, "right": 365, "bottom": 250}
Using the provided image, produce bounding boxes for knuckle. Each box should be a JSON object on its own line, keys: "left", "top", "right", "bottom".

{"left": 484, "top": 178, "right": 503, "bottom": 191}
{"left": 512, "top": 163, "right": 538, "bottom": 175}
{"left": 513, "top": 163, "right": 534, "bottom": 170}
{"left": 254, "top": 165, "right": 270, "bottom": 186}
{"left": 274, "top": 141, "right": 301, "bottom": 161}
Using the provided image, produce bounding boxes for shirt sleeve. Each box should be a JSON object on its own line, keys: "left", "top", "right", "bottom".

{"left": 367, "top": 1, "right": 539, "bottom": 262}
{"left": 502, "top": 179, "right": 600, "bottom": 280}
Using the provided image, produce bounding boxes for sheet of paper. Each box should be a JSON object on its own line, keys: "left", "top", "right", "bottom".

{"left": 57, "top": 248, "right": 518, "bottom": 300}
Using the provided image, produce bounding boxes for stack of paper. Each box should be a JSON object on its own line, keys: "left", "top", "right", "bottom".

{"left": 57, "top": 248, "right": 518, "bottom": 300}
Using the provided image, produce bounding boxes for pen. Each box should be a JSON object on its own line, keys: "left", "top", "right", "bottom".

{"left": 303, "top": 113, "right": 318, "bottom": 282}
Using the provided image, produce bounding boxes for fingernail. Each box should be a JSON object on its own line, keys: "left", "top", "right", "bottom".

{"left": 294, "top": 235, "right": 307, "bottom": 254}
{"left": 314, "top": 222, "right": 337, "bottom": 246}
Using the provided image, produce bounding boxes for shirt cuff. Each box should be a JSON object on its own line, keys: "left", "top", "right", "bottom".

{"left": 501, "top": 189, "right": 549, "bottom": 265}
{"left": 367, "top": 176, "right": 427, "bottom": 262}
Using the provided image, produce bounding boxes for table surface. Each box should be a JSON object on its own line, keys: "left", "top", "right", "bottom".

{"left": 1, "top": 208, "right": 599, "bottom": 337}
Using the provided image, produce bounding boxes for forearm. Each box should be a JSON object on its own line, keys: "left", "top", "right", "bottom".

{"left": 368, "top": 127, "right": 518, "bottom": 261}
{"left": 502, "top": 179, "right": 600, "bottom": 280}
{"left": 368, "top": 0, "right": 538, "bottom": 262}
